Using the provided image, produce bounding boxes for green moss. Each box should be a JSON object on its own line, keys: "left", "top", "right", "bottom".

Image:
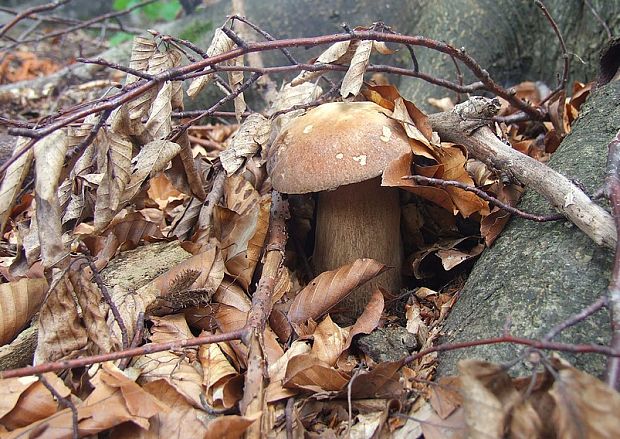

{"left": 179, "top": 20, "right": 213, "bottom": 43}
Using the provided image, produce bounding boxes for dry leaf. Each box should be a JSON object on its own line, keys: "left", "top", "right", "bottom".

{"left": 144, "top": 80, "right": 173, "bottom": 141}
{"left": 200, "top": 342, "right": 242, "bottom": 410}
{"left": 0, "top": 137, "right": 33, "bottom": 232}
{"left": 550, "top": 366, "right": 620, "bottom": 439}
{"left": 187, "top": 28, "right": 234, "bottom": 98}
{"left": 311, "top": 315, "right": 349, "bottom": 367}
{"left": 122, "top": 140, "right": 181, "bottom": 203}
{"left": 111, "top": 380, "right": 214, "bottom": 438}
{"left": 125, "top": 36, "right": 157, "bottom": 86}
{"left": 458, "top": 360, "right": 542, "bottom": 439}
{"left": 68, "top": 264, "right": 114, "bottom": 354}
{"left": 0, "top": 373, "right": 69, "bottom": 429}
{"left": 344, "top": 289, "right": 384, "bottom": 350}
{"left": 4, "top": 362, "right": 166, "bottom": 438}
{"left": 34, "top": 269, "right": 88, "bottom": 364}
{"left": 134, "top": 350, "right": 204, "bottom": 408}
{"left": 291, "top": 40, "right": 356, "bottom": 86}
{"left": 0, "top": 278, "right": 47, "bottom": 345}
{"left": 341, "top": 39, "right": 373, "bottom": 99}
{"left": 220, "top": 113, "right": 270, "bottom": 175}
{"left": 348, "top": 360, "right": 404, "bottom": 399}
{"left": 288, "top": 259, "right": 388, "bottom": 329}
{"left": 93, "top": 129, "right": 133, "bottom": 230}
{"left": 283, "top": 354, "right": 350, "bottom": 392}
{"left": 34, "top": 130, "right": 68, "bottom": 268}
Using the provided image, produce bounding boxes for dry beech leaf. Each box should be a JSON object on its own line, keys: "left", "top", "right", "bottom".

{"left": 149, "top": 314, "right": 193, "bottom": 345}
{"left": 127, "top": 50, "right": 175, "bottom": 122}
{"left": 212, "top": 303, "right": 284, "bottom": 369}
{"left": 212, "top": 276, "right": 251, "bottom": 312}
{"left": 108, "top": 284, "right": 146, "bottom": 351}
{"left": 0, "top": 138, "right": 33, "bottom": 232}
{"left": 291, "top": 40, "right": 356, "bottom": 86}
{"left": 283, "top": 354, "right": 350, "bottom": 392}
{"left": 458, "top": 360, "right": 542, "bottom": 439}
{"left": 268, "top": 82, "right": 323, "bottom": 129}
{"left": 134, "top": 350, "right": 204, "bottom": 408}
{"left": 111, "top": 380, "right": 213, "bottom": 438}
{"left": 144, "top": 80, "right": 173, "bottom": 142}
{"left": 344, "top": 289, "right": 384, "bottom": 349}
{"left": 147, "top": 173, "right": 184, "bottom": 210}
{"left": 200, "top": 342, "right": 242, "bottom": 409}
{"left": 100, "top": 210, "right": 165, "bottom": 252}
{"left": 288, "top": 258, "right": 388, "bottom": 328}
{"left": 227, "top": 54, "right": 247, "bottom": 122}
{"left": 220, "top": 113, "right": 270, "bottom": 175}
{"left": 93, "top": 129, "right": 133, "bottom": 230}
{"left": 364, "top": 84, "right": 433, "bottom": 143}
{"left": 311, "top": 315, "right": 349, "bottom": 367}
{"left": 215, "top": 196, "right": 271, "bottom": 289}
{"left": 34, "top": 130, "right": 68, "bottom": 268}
{"left": 200, "top": 414, "right": 258, "bottom": 439}
{"left": 437, "top": 244, "right": 485, "bottom": 270}
{"left": 383, "top": 149, "right": 487, "bottom": 218}
{"left": 187, "top": 28, "right": 234, "bottom": 98}
{"left": 265, "top": 340, "right": 311, "bottom": 403}
{"left": 213, "top": 305, "right": 248, "bottom": 368}
{"left": 429, "top": 376, "right": 463, "bottom": 420}
{"left": 550, "top": 366, "right": 620, "bottom": 439}
{"left": 68, "top": 265, "right": 113, "bottom": 354}
{"left": 406, "top": 299, "right": 429, "bottom": 344}
{"left": 348, "top": 360, "right": 404, "bottom": 399}
{"left": 341, "top": 39, "right": 373, "bottom": 99}
{"left": 392, "top": 97, "right": 431, "bottom": 146}
{"left": 0, "top": 278, "right": 47, "bottom": 345}
{"left": 0, "top": 373, "right": 70, "bottom": 430}
{"left": 122, "top": 140, "right": 181, "bottom": 203}
{"left": 34, "top": 269, "right": 88, "bottom": 364}
{"left": 125, "top": 36, "right": 157, "bottom": 86}
{"left": 4, "top": 362, "right": 166, "bottom": 438}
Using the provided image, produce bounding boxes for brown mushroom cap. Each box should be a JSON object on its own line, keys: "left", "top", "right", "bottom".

{"left": 267, "top": 101, "right": 411, "bottom": 194}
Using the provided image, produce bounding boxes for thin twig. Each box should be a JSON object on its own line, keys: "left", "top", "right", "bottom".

{"left": 229, "top": 14, "right": 298, "bottom": 64}
{"left": 583, "top": 0, "right": 612, "bottom": 40}
{"left": 118, "top": 312, "right": 145, "bottom": 369}
{"left": 0, "top": 0, "right": 70, "bottom": 38}
{"left": 0, "top": 329, "right": 245, "bottom": 379}
{"left": 402, "top": 174, "right": 565, "bottom": 222}
{"left": 605, "top": 128, "right": 620, "bottom": 390}
{"left": 38, "top": 373, "right": 79, "bottom": 439}
{"left": 76, "top": 57, "right": 155, "bottom": 80}
{"left": 544, "top": 294, "right": 609, "bottom": 341}
{"left": 403, "top": 334, "right": 620, "bottom": 367}
{"left": 65, "top": 109, "right": 111, "bottom": 164}
{"left": 75, "top": 243, "right": 129, "bottom": 350}
{"left": 0, "top": 5, "right": 142, "bottom": 33}
{"left": 535, "top": 1, "right": 569, "bottom": 101}
{"left": 285, "top": 397, "right": 295, "bottom": 439}
{"left": 4, "top": 0, "right": 158, "bottom": 49}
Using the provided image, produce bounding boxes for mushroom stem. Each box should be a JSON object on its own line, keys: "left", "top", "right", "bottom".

{"left": 313, "top": 177, "right": 402, "bottom": 315}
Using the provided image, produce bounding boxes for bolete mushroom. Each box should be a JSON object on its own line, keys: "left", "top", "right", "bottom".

{"left": 267, "top": 101, "right": 411, "bottom": 315}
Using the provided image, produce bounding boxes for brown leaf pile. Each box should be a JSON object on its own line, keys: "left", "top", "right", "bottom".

{"left": 0, "top": 28, "right": 606, "bottom": 438}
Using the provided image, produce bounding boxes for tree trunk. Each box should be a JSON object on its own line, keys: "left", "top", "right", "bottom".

{"left": 438, "top": 78, "right": 619, "bottom": 377}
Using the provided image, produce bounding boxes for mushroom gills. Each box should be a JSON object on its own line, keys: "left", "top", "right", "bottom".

{"left": 313, "top": 177, "right": 402, "bottom": 316}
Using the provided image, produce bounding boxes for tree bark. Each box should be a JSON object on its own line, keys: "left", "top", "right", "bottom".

{"left": 438, "top": 78, "right": 620, "bottom": 377}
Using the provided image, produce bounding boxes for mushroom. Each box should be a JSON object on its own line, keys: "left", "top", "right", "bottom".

{"left": 267, "top": 101, "right": 411, "bottom": 315}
